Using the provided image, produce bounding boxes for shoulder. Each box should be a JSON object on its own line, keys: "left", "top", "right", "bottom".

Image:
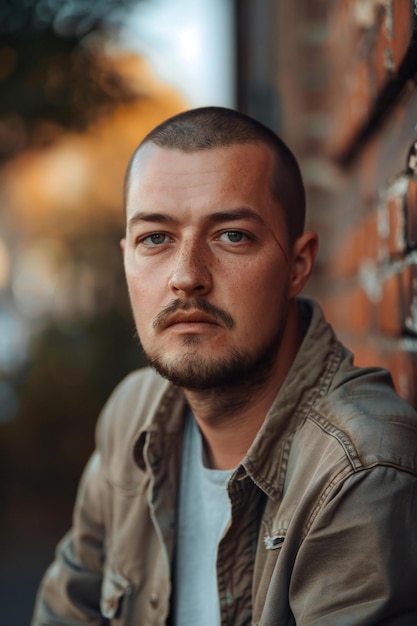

{"left": 279, "top": 362, "right": 417, "bottom": 542}
{"left": 101, "top": 367, "right": 171, "bottom": 416}
{"left": 311, "top": 360, "right": 417, "bottom": 474}
{"left": 99, "top": 367, "right": 170, "bottom": 427}
{"left": 94, "top": 368, "right": 180, "bottom": 479}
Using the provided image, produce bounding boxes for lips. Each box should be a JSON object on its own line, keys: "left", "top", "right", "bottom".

{"left": 163, "top": 311, "right": 220, "bottom": 329}
{"left": 152, "top": 297, "right": 235, "bottom": 332}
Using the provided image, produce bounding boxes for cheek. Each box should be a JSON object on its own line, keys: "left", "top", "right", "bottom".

{"left": 125, "top": 257, "right": 167, "bottom": 298}
{"left": 237, "top": 266, "right": 288, "bottom": 324}
{"left": 125, "top": 273, "right": 160, "bottom": 328}
{"left": 225, "top": 256, "right": 285, "bottom": 298}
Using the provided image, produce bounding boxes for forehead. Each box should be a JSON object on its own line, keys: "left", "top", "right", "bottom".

{"left": 128, "top": 142, "right": 276, "bottom": 199}
{"left": 124, "top": 143, "right": 290, "bottom": 239}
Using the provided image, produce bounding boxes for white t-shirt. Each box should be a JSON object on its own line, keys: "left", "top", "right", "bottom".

{"left": 173, "top": 412, "right": 233, "bottom": 626}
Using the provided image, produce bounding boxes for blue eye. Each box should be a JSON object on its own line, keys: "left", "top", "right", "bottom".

{"left": 142, "top": 233, "right": 169, "bottom": 246}
{"left": 220, "top": 231, "right": 248, "bottom": 243}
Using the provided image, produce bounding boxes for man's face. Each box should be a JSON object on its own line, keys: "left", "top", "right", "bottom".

{"left": 123, "top": 142, "right": 300, "bottom": 390}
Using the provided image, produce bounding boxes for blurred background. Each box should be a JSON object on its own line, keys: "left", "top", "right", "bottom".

{"left": 0, "top": 0, "right": 416, "bottom": 622}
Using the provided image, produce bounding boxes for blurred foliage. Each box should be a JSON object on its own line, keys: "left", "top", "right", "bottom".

{"left": 0, "top": 0, "right": 136, "bottom": 36}
{"left": 0, "top": 0, "right": 144, "bottom": 161}
{"left": 0, "top": 2, "right": 151, "bottom": 610}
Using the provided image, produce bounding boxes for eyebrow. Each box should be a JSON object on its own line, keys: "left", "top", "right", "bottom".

{"left": 127, "top": 207, "right": 266, "bottom": 231}
{"left": 206, "top": 208, "right": 266, "bottom": 226}
{"left": 127, "top": 212, "right": 179, "bottom": 230}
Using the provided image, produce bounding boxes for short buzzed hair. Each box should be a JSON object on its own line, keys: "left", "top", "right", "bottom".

{"left": 124, "top": 106, "right": 306, "bottom": 244}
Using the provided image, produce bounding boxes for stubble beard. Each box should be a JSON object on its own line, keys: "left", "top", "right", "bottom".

{"left": 143, "top": 320, "right": 286, "bottom": 394}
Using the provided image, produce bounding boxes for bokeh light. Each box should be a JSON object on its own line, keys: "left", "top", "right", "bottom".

{"left": 0, "top": 238, "right": 11, "bottom": 288}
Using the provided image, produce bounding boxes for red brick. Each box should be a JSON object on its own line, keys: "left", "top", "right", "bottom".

{"left": 402, "top": 261, "right": 417, "bottom": 335}
{"left": 330, "top": 211, "right": 380, "bottom": 278}
{"left": 380, "top": 175, "right": 408, "bottom": 257}
{"left": 320, "top": 282, "right": 373, "bottom": 333}
{"left": 376, "top": 261, "right": 417, "bottom": 337}
{"left": 364, "top": 0, "right": 412, "bottom": 93}
{"left": 388, "top": 348, "right": 417, "bottom": 406}
{"left": 326, "top": 58, "right": 372, "bottom": 157}
{"left": 388, "top": 0, "right": 414, "bottom": 72}
{"left": 377, "top": 269, "right": 404, "bottom": 335}
{"left": 406, "top": 176, "right": 417, "bottom": 248}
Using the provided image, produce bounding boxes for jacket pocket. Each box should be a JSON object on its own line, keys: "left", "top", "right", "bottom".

{"left": 100, "top": 568, "right": 133, "bottom": 621}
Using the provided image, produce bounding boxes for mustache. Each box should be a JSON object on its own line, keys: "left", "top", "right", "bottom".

{"left": 153, "top": 297, "right": 234, "bottom": 331}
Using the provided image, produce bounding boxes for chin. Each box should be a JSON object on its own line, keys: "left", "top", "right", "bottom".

{"left": 146, "top": 339, "right": 280, "bottom": 391}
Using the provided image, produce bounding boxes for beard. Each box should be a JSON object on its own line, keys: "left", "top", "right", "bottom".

{"left": 144, "top": 319, "right": 287, "bottom": 392}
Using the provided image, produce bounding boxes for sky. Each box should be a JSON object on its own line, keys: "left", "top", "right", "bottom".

{"left": 121, "top": 0, "right": 236, "bottom": 108}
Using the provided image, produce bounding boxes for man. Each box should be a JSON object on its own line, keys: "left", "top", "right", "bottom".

{"left": 32, "top": 107, "right": 417, "bottom": 625}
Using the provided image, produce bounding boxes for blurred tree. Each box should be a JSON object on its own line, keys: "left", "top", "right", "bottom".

{"left": 0, "top": 0, "right": 142, "bottom": 161}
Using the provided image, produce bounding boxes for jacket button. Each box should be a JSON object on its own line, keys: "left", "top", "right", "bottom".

{"left": 149, "top": 592, "right": 159, "bottom": 608}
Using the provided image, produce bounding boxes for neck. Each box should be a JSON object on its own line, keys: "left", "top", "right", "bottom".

{"left": 184, "top": 301, "right": 303, "bottom": 469}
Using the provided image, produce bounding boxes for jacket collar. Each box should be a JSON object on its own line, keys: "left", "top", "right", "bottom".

{"left": 241, "top": 298, "right": 344, "bottom": 500}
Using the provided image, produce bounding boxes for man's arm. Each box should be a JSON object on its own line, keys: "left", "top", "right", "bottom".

{"left": 31, "top": 451, "right": 107, "bottom": 626}
{"left": 289, "top": 465, "right": 417, "bottom": 625}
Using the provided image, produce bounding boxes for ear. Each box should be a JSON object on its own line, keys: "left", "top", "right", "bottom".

{"left": 288, "top": 231, "right": 319, "bottom": 298}
{"left": 120, "top": 238, "right": 126, "bottom": 254}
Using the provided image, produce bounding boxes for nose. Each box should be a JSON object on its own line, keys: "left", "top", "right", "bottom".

{"left": 168, "top": 238, "right": 212, "bottom": 298}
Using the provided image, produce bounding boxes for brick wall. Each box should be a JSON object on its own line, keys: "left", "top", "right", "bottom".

{"left": 277, "top": 0, "right": 417, "bottom": 407}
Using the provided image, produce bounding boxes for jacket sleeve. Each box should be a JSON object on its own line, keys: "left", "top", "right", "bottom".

{"left": 289, "top": 465, "right": 417, "bottom": 625}
{"left": 31, "top": 446, "right": 108, "bottom": 626}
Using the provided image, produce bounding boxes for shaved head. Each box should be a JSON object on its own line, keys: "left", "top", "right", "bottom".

{"left": 124, "top": 106, "right": 305, "bottom": 244}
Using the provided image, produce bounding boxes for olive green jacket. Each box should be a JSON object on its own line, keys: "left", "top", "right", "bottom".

{"left": 32, "top": 299, "right": 417, "bottom": 625}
